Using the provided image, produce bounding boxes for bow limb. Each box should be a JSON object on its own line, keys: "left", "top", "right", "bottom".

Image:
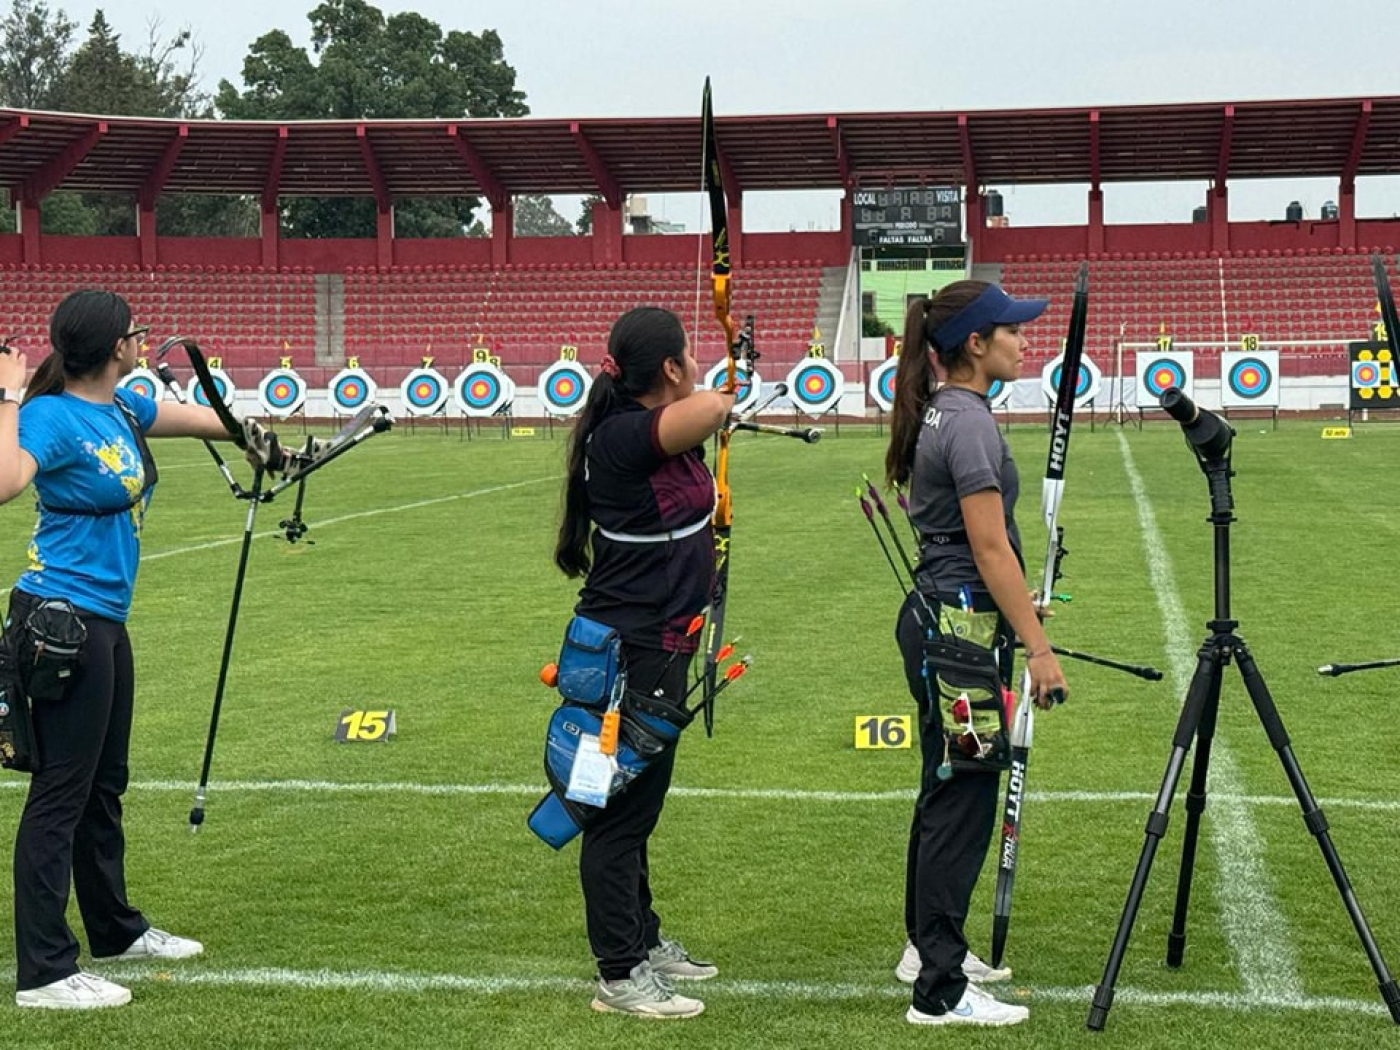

{"left": 701, "top": 76, "right": 737, "bottom": 736}
{"left": 991, "top": 261, "right": 1089, "bottom": 968}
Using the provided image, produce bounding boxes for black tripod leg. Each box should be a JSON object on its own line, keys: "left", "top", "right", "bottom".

{"left": 1088, "top": 639, "right": 1221, "bottom": 1031}
{"left": 189, "top": 474, "right": 263, "bottom": 831}
{"left": 1234, "top": 642, "right": 1400, "bottom": 1023}
{"left": 1166, "top": 651, "right": 1224, "bottom": 968}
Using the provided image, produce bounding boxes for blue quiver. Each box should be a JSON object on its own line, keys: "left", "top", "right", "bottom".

{"left": 527, "top": 691, "right": 694, "bottom": 850}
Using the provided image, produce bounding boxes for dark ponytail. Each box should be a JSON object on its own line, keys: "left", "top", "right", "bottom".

{"left": 22, "top": 289, "right": 131, "bottom": 404}
{"left": 884, "top": 280, "right": 992, "bottom": 487}
{"left": 554, "top": 307, "right": 689, "bottom": 577}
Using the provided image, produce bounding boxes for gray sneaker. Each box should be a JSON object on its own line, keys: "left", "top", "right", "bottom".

{"left": 649, "top": 935, "right": 718, "bottom": 980}
{"left": 591, "top": 961, "right": 705, "bottom": 1019}
{"left": 896, "top": 940, "right": 1011, "bottom": 984}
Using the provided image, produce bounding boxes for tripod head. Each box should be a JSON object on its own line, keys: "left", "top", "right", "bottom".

{"left": 1160, "top": 387, "right": 1235, "bottom": 522}
{"left": 1160, "top": 388, "right": 1234, "bottom": 463}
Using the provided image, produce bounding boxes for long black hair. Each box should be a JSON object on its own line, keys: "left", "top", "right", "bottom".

{"left": 884, "top": 280, "right": 996, "bottom": 487}
{"left": 23, "top": 289, "right": 132, "bottom": 405}
{"left": 554, "top": 306, "right": 689, "bottom": 577}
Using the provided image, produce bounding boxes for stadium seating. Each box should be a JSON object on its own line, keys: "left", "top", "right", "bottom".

{"left": 999, "top": 248, "right": 1397, "bottom": 378}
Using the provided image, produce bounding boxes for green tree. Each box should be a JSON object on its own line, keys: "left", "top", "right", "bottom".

{"left": 863, "top": 311, "right": 894, "bottom": 338}
{"left": 576, "top": 193, "right": 603, "bottom": 235}
{"left": 514, "top": 195, "right": 573, "bottom": 238}
{"left": 216, "top": 0, "right": 528, "bottom": 239}
{"left": 0, "top": 0, "right": 75, "bottom": 108}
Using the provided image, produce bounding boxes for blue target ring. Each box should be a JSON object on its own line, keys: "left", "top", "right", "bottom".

{"left": 123, "top": 375, "right": 158, "bottom": 400}
{"left": 792, "top": 363, "right": 836, "bottom": 405}
{"left": 1143, "top": 358, "right": 1187, "bottom": 398}
{"left": 546, "top": 371, "right": 583, "bottom": 407}
{"left": 878, "top": 367, "right": 896, "bottom": 404}
{"left": 333, "top": 373, "right": 371, "bottom": 409}
{"left": 188, "top": 372, "right": 232, "bottom": 408}
{"left": 1051, "top": 364, "right": 1092, "bottom": 399}
{"left": 1353, "top": 361, "right": 1381, "bottom": 388}
{"left": 463, "top": 370, "right": 502, "bottom": 410}
{"left": 1228, "top": 357, "right": 1272, "bottom": 399}
{"left": 402, "top": 369, "right": 447, "bottom": 414}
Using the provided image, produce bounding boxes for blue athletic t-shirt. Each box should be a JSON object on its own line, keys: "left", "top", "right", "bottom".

{"left": 14, "top": 388, "right": 159, "bottom": 622}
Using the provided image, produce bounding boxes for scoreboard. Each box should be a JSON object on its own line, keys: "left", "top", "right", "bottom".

{"left": 852, "top": 186, "right": 962, "bottom": 247}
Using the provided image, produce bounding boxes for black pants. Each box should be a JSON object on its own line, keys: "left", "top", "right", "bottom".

{"left": 896, "top": 591, "right": 1006, "bottom": 1014}
{"left": 11, "top": 592, "right": 147, "bottom": 991}
{"left": 578, "top": 645, "right": 687, "bottom": 982}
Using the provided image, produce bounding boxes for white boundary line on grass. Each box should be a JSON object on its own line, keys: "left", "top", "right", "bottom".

{"left": 3, "top": 778, "right": 1397, "bottom": 815}
{"left": 0, "top": 477, "right": 556, "bottom": 601}
{"left": 100, "top": 963, "right": 1390, "bottom": 1018}
{"left": 1116, "top": 432, "right": 1302, "bottom": 1000}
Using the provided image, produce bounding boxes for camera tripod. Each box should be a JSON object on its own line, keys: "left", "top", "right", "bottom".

{"left": 1087, "top": 390, "right": 1400, "bottom": 1031}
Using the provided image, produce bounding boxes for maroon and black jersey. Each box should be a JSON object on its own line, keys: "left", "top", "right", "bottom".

{"left": 574, "top": 399, "right": 716, "bottom": 652}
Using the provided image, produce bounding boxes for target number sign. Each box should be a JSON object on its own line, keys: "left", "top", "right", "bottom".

{"left": 785, "top": 355, "right": 843, "bottom": 418}
{"left": 1348, "top": 341, "right": 1397, "bottom": 408}
{"left": 118, "top": 367, "right": 164, "bottom": 402}
{"left": 335, "top": 709, "right": 397, "bottom": 743}
{"left": 1220, "top": 349, "right": 1279, "bottom": 408}
{"left": 854, "top": 714, "right": 912, "bottom": 750}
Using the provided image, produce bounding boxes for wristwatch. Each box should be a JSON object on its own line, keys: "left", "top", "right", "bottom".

{"left": 0, "top": 389, "right": 19, "bottom": 405}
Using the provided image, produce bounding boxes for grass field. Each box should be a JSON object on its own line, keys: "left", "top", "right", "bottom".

{"left": 2, "top": 417, "right": 1399, "bottom": 1048}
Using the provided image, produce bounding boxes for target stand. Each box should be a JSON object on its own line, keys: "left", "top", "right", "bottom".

{"left": 1219, "top": 344, "right": 1280, "bottom": 430}
{"left": 1128, "top": 342, "right": 1193, "bottom": 430}
{"left": 455, "top": 354, "right": 515, "bottom": 441}
{"left": 785, "top": 353, "right": 844, "bottom": 437}
{"left": 399, "top": 361, "right": 452, "bottom": 436}
{"left": 1347, "top": 339, "right": 1400, "bottom": 427}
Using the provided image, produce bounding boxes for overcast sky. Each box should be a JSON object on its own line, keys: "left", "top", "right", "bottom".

{"left": 51, "top": 0, "right": 1400, "bottom": 229}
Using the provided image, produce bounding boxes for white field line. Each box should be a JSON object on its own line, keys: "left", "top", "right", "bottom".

{"left": 99, "top": 963, "right": 1391, "bottom": 1018}
{"left": 0, "top": 477, "right": 556, "bottom": 602}
{"left": 1117, "top": 432, "right": 1302, "bottom": 999}
{"left": 1, "top": 778, "right": 1396, "bottom": 815}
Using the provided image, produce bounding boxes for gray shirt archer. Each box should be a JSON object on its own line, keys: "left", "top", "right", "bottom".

{"left": 907, "top": 386, "right": 1022, "bottom": 596}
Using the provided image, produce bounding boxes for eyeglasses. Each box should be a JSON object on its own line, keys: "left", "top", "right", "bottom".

{"left": 123, "top": 325, "right": 150, "bottom": 342}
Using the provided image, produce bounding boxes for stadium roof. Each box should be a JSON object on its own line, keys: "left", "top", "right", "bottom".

{"left": 2, "top": 95, "right": 1399, "bottom": 207}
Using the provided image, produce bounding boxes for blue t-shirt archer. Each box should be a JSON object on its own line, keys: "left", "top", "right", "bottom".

{"left": 14, "top": 388, "right": 158, "bottom": 622}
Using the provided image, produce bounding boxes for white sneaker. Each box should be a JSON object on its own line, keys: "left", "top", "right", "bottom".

{"left": 590, "top": 961, "right": 705, "bottom": 1019}
{"left": 907, "top": 984, "right": 1029, "bottom": 1027}
{"left": 896, "top": 940, "right": 1012, "bottom": 984}
{"left": 92, "top": 927, "right": 204, "bottom": 962}
{"left": 648, "top": 935, "right": 719, "bottom": 980}
{"left": 15, "top": 972, "right": 131, "bottom": 1010}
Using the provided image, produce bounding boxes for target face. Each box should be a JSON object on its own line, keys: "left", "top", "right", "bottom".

{"left": 537, "top": 360, "right": 592, "bottom": 417}
{"left": 784, "top": 357, "right": 843, "bottom": 418}
{"left": 987, "top": 378, "right": 1014, "bottom": 410}
{"left": 1353, "top": 360, "right": 1381, "bottom": 388}
{"left": 186, "top": 368, "right": 234, "bottom": 409}
{"left": 1220, "top": 350, "right": 1279, "bottom": 407}
{"left": 1348, "top": 342, "right": 1396, "bottom": 407}
{"left": 329, "top": 368, "right": 377, "bottom": 412}
{"left": 257, "top": 368, "right": 306, "bottom": 418}
{"left": 399, "top": 367, "right": 449, "bottom": 416}
{"left": 454, "top": 362, "right": 513, "bottom": 417}
{"left": 118, "top": 368, "right": 163, "bottom": 402}
{"left": 703, "top": 360, "right": 761, "bottom": 412}
{"left": 1136, "top": 350, "right": 1194, "bottom": 404}
{"left": 1040, "top": 354, "right": 1102, "bottom": 408}
{"left": 868, "top": 358, "right": 898, "bottom": 412}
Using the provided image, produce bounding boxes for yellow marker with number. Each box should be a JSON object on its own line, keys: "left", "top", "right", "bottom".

{"left": 854, "top": 714, "right": 912, "bottom": 750}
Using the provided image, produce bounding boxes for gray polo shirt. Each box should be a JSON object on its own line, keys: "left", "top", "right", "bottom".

{"left": 907, "top": 386, "right": 1022, "bottom": 596}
